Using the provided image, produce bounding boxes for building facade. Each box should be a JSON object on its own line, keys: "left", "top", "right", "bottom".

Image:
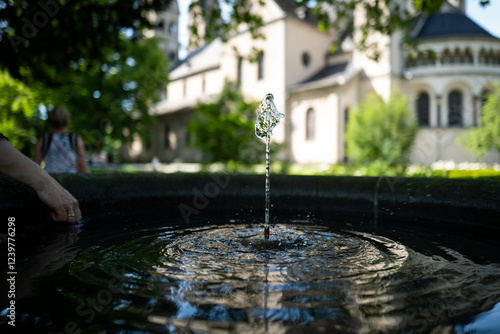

{"left": 133, "top": 0, "right": 500, "bottom": 165}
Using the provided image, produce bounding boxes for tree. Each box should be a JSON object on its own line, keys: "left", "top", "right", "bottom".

{"left": 62, "top": 36, "right": 168, "bottom": 153}
{"left": 460, "top": 82, "right": 500, "bottom": 160}
{"left": 0, "top": 0, "right": 171, "bottom": 82}
{"left": 0, "top": 1, "right": 169, "bottom": 154}
{"left": 187, "top": 81, "right": 264, "bottom": 164}
{"left": 0, "top": 70, "right": 44, "bottom": 154}
{"left": 346, "top": 92, "right": 418, "bottom": 169}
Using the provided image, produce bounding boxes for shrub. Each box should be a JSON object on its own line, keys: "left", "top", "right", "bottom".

{"left": 187, "top": 81, "right": 264, "bottom": 165}
{"left": 460, "top": 81, "right": 500, "bottom": 160}
{"left": 346, "top": 92, "right": 418, "bottom": 171}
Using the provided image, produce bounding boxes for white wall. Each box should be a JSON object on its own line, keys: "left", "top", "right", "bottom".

{"left": 289, "top": 89, "right": 340, "bottom": 163}
{"left": 284, "top": 18, "right": 332, "bottom": 86}
{"left": 411, "top": 128, "right": 499, "bottom": 164}
{"left": 222, "top": 19, "right": 288, "bottom": 142}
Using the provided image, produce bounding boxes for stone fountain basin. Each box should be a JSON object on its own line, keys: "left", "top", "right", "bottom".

{"left": 1, "top": 173, "right": 499, "bottom": 237}
{"left": 2, "top": 173, "right": 500, "bottom": 333}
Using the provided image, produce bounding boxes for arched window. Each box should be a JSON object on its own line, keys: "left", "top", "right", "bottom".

{"left": 157, "top": 19, "right": 165, "bottom": 31}
{"left": 416, "top": 92, "right": 429, "bottom": 126}
{"left": 302, "top": 52, "right": 311, "bottom": 67}
{"left": 164, "top": 125, "right": 170, "bottom": 149}
{"left": 257, "top": 51, "right": 264, "bottom": 80}
{"left": 442, "top": 49, "right": 452, "bottom": 64}
{"left": 487, "top": 50, "right": 495, "bottom": 64}
{"left": 464, "top": 48, "right": 473, "bottom": 64}
{"left": 169, "top": 23, "right": 177, "bottom": 35}
{"left": 448, "top": 90, "right": 463, "bottom": 127}
{"left": 306, "top": 108, "right": 315, "bottom": 140}
{"left": 168, "top": 51, "right": 176, "bottom": 61}
{"left": 406, "top": 55, "right": 416, "bottom": 68}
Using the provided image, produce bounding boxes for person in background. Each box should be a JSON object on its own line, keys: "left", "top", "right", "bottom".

{"left": 34, "top": 106, "right": 90, "bottom": 173}
{"left": 152, "top": 155, "right": 160, "bottom": 172}
{"left": 0, "top": 133, "right": 82, "bottom": 223}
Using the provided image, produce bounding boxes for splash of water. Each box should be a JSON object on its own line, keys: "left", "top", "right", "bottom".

{"left": 255, "top": 94, "right": 285, "bottom": 239}
{"left": 255, "top": 94, "right": 284, "bottom": 140}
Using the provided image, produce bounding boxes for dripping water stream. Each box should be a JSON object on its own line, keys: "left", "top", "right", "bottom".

{"left": 265, "top": 131, "right": 270, "bottom": 235}
{"left": 255, "top": 93, "right": 284, "bottom": 239}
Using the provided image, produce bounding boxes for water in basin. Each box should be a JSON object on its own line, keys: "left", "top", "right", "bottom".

{"left": 2, "top": 216, "right": 500, "bottom": 333}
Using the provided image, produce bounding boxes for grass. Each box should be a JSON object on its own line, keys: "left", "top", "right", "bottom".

{"left": 89, "top": 161, "right": 500, "bottom": 180}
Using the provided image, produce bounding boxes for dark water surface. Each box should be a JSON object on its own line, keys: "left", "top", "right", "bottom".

{"left": 1, "top": 215, "right": 500, "bottom": 333}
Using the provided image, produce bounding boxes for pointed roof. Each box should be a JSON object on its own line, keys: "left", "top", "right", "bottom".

{"left": 169, "top": 39, "right": 222, "bottom": 79}
{"left": 302, "top": 62, "right": 349, "bottom": 83}
{"left": 414, "top": 1, "right": 496, "bottom": 40}
{"left": 274, "top": 0, "right": 317, "bottom": 26}
{"left": 288, "top": 62, "right": 361, "bottom": 93}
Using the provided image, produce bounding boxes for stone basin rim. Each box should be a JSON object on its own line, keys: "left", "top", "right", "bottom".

{"left": 1, "top": 173, "right": 498, "bottom": 236}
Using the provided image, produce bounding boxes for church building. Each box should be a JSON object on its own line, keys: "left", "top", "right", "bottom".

{"left": 127, "top": 0, "right": 500, "bottom": 165}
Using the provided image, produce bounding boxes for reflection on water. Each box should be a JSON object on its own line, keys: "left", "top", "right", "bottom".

{"left": 459, "top": 301, "right": 500, "bottom": 333}
{"left": 1, "top": 220, "right": 500, "bottom": 333}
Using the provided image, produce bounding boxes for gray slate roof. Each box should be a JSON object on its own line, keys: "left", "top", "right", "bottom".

{"left": 302, "top": 62, "right": 349, "bottom": 84}
{"left": 415, "top": 1, "right": 495, "bottom": 40}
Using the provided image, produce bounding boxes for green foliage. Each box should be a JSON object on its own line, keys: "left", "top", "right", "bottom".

{"left": 316, "top": 163, "right": 499, "bottom": 179}
{"left": 64, "top": 36, "right": 168, "bottom": 152}
{"left": 1, "top": 0, "right": 171, "bottom": 82}
{"left": 187, "top": 81, "right": 263, "bottom": 165}
{"left": 346, "top": 92, "right": 418, "bottom": 170}
{"left": 460, "top": 82, "right": 500, "bottom": 159}
{"left": 0, "top": 1, "right": 169, "bottom": 156}
{"left": 188, "top": 0, "right": 265, "bottom": 49}
{"left": 447, "top": 169, "right": 500, "bottom": 179}
{"left": 0, "top": 70, "right": 44, "bottom": 154}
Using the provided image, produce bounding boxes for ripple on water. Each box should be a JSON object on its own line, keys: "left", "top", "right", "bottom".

{"left": 66, "top": 223, "right": 500, "bottom": 333}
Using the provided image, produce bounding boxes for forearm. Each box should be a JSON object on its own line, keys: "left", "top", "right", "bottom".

{"left": 0, "top": 139, "right": 82, "bottom": 222}
{"left": 0, "top": 139, "right": 51, "bottom": 192}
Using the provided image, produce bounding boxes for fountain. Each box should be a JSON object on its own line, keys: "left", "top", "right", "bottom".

{"left": 255, "top": 93, "right": 285, "bottom": 239}
{"left": 1, "top": 139, "right": 500, "bottom": 332}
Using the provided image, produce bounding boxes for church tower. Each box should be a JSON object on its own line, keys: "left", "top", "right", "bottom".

{"left": 187, "top": 0, "right": 222, "bottom": 52}
{"left": 155, "top": 0, "right": 180, "bottom": 64}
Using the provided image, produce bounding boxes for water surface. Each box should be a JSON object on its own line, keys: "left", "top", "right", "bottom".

{"left": 1, "top": 217, "right": 500, "bottom": 333}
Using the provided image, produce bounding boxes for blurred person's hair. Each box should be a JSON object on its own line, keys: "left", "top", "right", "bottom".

{"left": 47, "top": 106, "right": 71, "bottom": 129}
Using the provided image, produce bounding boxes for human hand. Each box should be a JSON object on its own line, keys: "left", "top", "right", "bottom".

{"left": 0, "top": 138, "right": 83, "bottom": 223}
{"left": 35, "top": 179, "right": 82, "bottom": 223}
